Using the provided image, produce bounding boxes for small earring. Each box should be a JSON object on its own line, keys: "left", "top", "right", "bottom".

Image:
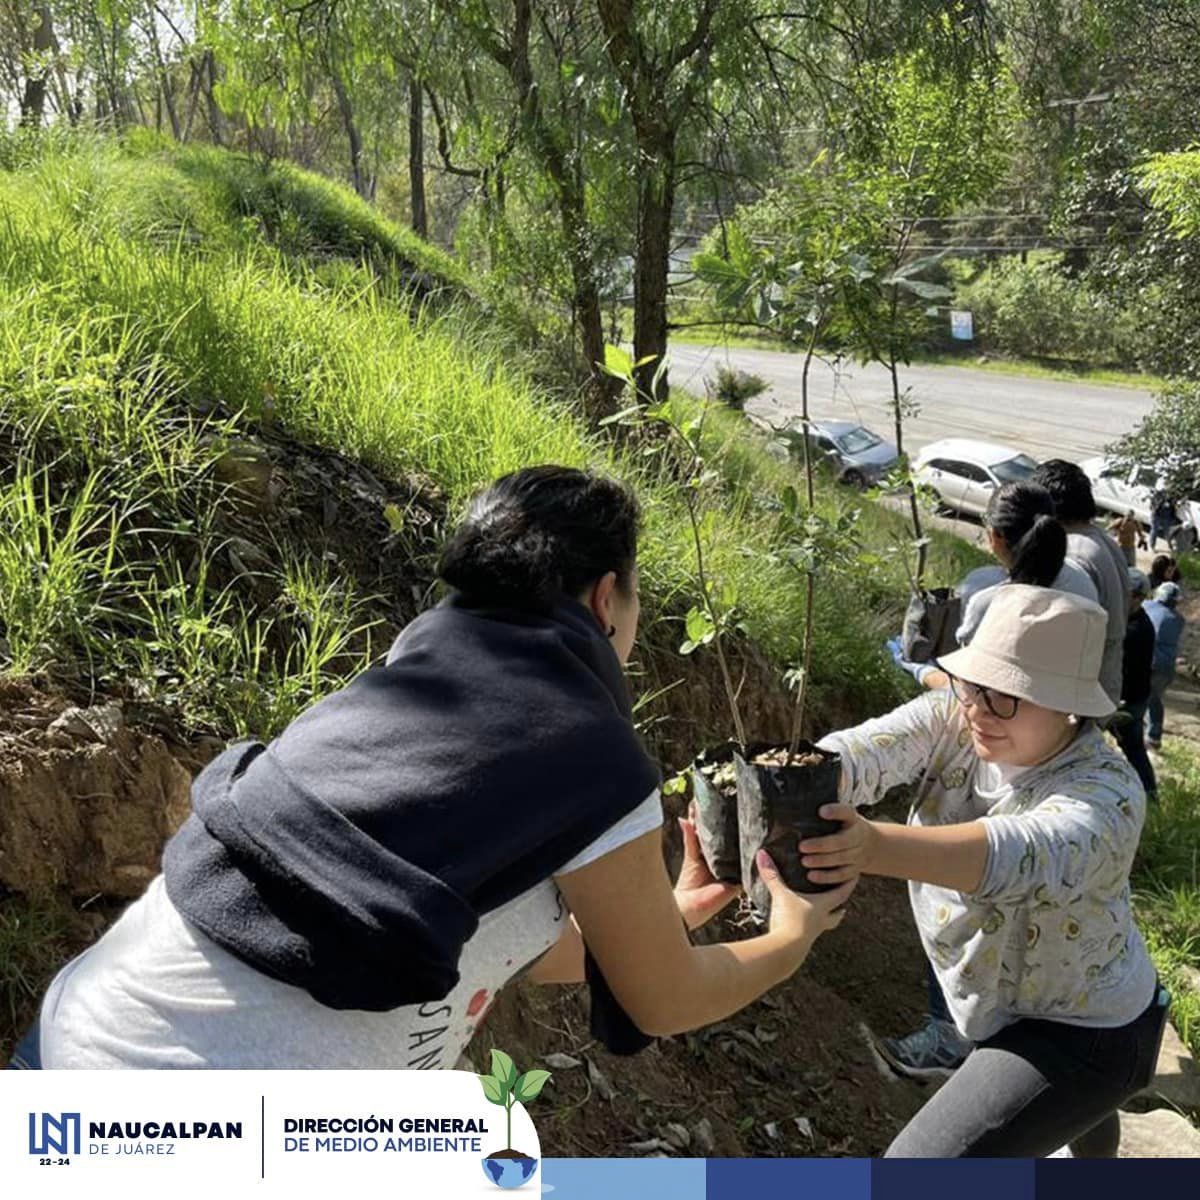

{"left": 1067, "top": 714, "right": 1079, "bottom": 726}
{"left": 606, "top": 625, "right": 616, "bottom": 638}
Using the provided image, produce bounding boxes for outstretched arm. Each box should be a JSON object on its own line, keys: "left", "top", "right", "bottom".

{"left": 551, "top": 831, "right": 854, "bottom": 1037}
{"left": 525, "top": 807, "right": 740, "bottom": 985}
{"left": 799, "top": 806, "right": 988, "bottom": 893}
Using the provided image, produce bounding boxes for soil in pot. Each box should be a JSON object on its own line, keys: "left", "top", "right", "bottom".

{"left": 690, "top": 742, "right": 742, "bottom": 883}
{"left": 735, "top": 741, "right": 842, "bottom": 916}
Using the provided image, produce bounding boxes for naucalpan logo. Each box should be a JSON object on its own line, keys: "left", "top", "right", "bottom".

{"left": 29, "top": 1112, "right": 81, "bottom": 1157}
{"left": 11, "top": 1061, "right": 547, "bottom": 1191}
{"left": 29, "top": 1109, "right": 243, "bottom": 1157}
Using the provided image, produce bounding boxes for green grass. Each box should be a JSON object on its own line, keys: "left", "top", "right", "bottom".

{"left": 663, "top": 305, "right": 1163, "bottom": 391}
{"left": 1175, "top": 554, "right": 1200, "bottom": 589}
{"left": 0, "top": 892, "right": 81, "bottom": 1061}
{"left": 913, "top": 351, "right": 1164, "bottom": 392}
{"left": 1133, "top": 742, "right": 1200, "bottom": 1061}
{"left": 0, "top": 134, "right": 985, "bottom": 746}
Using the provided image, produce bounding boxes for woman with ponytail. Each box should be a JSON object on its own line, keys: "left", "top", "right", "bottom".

{"left": 955, "top": 481, "right": 1098, "bottom": 645}
{"left": 14, "top": 466, "right": 852, "bottom": 1071}
{"left": 896, "top": 483, "right": 1098, "bottom": 695}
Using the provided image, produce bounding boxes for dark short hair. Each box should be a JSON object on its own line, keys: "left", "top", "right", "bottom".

{"left": 1150, "top": 554, "right": 1179, "bottom": 587}
{"left": 1030, "top": 459, "right": 1097, "bottom": 523}
{"left": 437, "top": 466, "right": 640, "bottom": 609}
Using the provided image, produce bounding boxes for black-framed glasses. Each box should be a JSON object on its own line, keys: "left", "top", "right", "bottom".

{"left": 945, "top": 673, "right": 1021, "bottom": 721}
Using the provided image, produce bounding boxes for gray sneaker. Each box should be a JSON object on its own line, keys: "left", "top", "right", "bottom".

{"left": 877, "top": 1017, "right": 973, "bottom": 1081}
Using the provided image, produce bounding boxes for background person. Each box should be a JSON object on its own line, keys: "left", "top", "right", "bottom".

{"left": 890, "top": 480, "right": 1095, "bottom": 698}
{"left": 1144, "top": 581, "right": 1186, "bottom": 752}
{"left": 1112, "top": 569, "right": 1158, "bottom": 802}
{"left": 1109, "top": 511, "right": 1140, "bottom": 567}
{"left": 1149, "top": 555, "right": 1182, "bottom": 590}
{"left": 1031, "top": 460, "right": 1130, "bottom": 706}
{"left": 1150, "top": 489, "right": 1180, "bottom": 553}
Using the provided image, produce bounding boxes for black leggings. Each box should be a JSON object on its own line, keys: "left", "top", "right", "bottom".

{"left": 887, "top": 985, "right": 1169, "bottom": 1158}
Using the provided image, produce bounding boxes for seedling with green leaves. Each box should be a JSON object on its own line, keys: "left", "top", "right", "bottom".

{"left": 601, "top": 345, "right": 747, "bottom": 748}
{"left": 477, "top": 1048, "right": 551, "bottom": 1156}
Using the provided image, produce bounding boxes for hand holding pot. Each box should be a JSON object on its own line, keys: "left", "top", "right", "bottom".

{"left": 756, "top": 848, "right": 856, "bottom": 952}
{"left": 675, "top": 803, "right": 741, "bottom": 929}
{"left": 798, "top": 803, "right": 877, "bottom": 885}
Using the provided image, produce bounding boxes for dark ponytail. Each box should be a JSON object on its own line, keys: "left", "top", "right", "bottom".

{"left": 437, "top": 465, "right": 641, "bottom": 609}
{"left": 985, "top": 481, "right": 1067, "bottom": 588}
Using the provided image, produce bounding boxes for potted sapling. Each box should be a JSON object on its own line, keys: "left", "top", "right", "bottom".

{"left": 602, "top": 335, "right": 848, "bottom": 918}
{"left": 733, "top": 491, "right": 863, "bottom": 915}
{"left": 600, "top": 347, "right": 746, "bottom": 887}
{"left": 687, "top": 173, "right": 888, "bottom": 914}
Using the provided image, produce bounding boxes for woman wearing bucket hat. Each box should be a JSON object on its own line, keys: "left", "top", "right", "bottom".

{"left": 801, "top": 585, "right": 1168, "bottom": 1157}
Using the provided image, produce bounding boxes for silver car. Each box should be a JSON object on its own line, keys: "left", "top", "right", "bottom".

{"left": 777, "top": 419, "right": 900, "bottom": 488}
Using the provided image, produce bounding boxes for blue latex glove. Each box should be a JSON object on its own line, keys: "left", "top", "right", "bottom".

{"left": 886, "top": 636, "right": 933, "bottom": 684}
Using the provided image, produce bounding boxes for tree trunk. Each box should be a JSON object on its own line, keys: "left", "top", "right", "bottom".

{"left": 330, "top": 70, "right": 369, "bottom": 200}
{"left": 204, "top": 49, "right": 225, "bottom": 146}
{"left": 496, "top": 0, "right": 616, "bottom": 423}
{"left": 632, "top": 131, "right": 676, "bottom": 400}
{"left": 19, "top": 5, "right": 56, "bottom": 127}
{"left": 408, "top": 76, "right": 428, "bottom": 237}
{"left": 181, "top": 59, "right": 203, "bottom": 141}
{"left": 561, "top": 187, "right": 617, "bottom": 423}
{"left": 146, "top": 3, "right": 181, "bottom": 139}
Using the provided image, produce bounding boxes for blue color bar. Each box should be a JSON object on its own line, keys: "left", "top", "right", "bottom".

{"left": 708, "top": 1156, "right": 871, "bottom": 1199}
{"left": 542, "top": 1157, "right": 707, "bottom": 1199}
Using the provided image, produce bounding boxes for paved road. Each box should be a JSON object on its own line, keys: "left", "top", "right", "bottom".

{"left": 668, "top": 344, "right": 1156, "bottom": 464}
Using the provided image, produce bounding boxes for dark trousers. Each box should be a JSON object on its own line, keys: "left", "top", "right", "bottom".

{"left": 1114, "top": 699, "right": 1158, "bottom": 798}
{"left": 1147, "top": 668, "right": 1173, "bottom": 743}
{"left": 887, "top": 985, "right": 1170, "bottom": 1158}
{"left": 928, "top": 961, "right": 952, "bottom": 1023}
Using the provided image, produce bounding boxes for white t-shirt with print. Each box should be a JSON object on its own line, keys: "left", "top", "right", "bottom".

{"left": 39, "top": 791, "right": 664, "bottom": 1069}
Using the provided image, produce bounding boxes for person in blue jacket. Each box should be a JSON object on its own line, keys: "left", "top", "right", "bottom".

{"left": 1143, "top": 581, "right": 1186, "bottom": 750}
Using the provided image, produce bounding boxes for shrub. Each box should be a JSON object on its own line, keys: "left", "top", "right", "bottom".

{"left": 957, "top": 257, "right": 1134, "bottom": 365}
{"left": 705, "top": 364, "right": 769, "bottom": 410}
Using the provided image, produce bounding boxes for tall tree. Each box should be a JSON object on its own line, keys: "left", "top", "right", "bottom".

{"left": 19, "top": 4, "right": 59, "bottom": 125}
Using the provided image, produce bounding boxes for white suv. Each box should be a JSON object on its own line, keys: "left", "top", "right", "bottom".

{"left": 913, "top": 438, "right": 1039, "bottom": 518}
{"left": 1080, "top": 456, "right": 1158, "bottom": 524}
{"left": 1082, "top": 455, "right": 1199, "bottom": 551}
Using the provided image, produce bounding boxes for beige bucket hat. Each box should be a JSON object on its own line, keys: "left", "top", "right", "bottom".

{"left": 937, "top": 583, "right": 1114, "bottom": 718}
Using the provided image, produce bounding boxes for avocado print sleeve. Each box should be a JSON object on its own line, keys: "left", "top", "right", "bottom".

{"left": 818, "top": 690, "right": 956, "bottom": 810}
{"left": 976, "top": 772, "right": 1146, "bottom": 907}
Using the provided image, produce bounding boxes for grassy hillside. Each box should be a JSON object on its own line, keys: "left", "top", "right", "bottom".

{"left": 0, "top": 132, "right": 984, "bottom": 748}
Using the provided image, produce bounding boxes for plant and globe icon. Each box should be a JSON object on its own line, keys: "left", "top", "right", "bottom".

{"left": 478, "top": 1049, "right": 550, "bottom": 1189}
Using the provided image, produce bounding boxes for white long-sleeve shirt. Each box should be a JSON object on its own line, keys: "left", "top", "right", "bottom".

{"left": 818, "top": 691, "right": 1156, "bottom": 1042}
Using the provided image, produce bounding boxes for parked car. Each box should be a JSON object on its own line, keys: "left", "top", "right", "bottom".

{"left": 776, "top": 418, "right": 899, "bottom": 488}
{"left": 913, "top": 438, "right": 1039, "bottom": 518}
{"left": 1080, "top": 456, "right": 1159, "bottom": 526}
{"left": 1082, "top": 455, "right": 1200, "bottom": 552}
